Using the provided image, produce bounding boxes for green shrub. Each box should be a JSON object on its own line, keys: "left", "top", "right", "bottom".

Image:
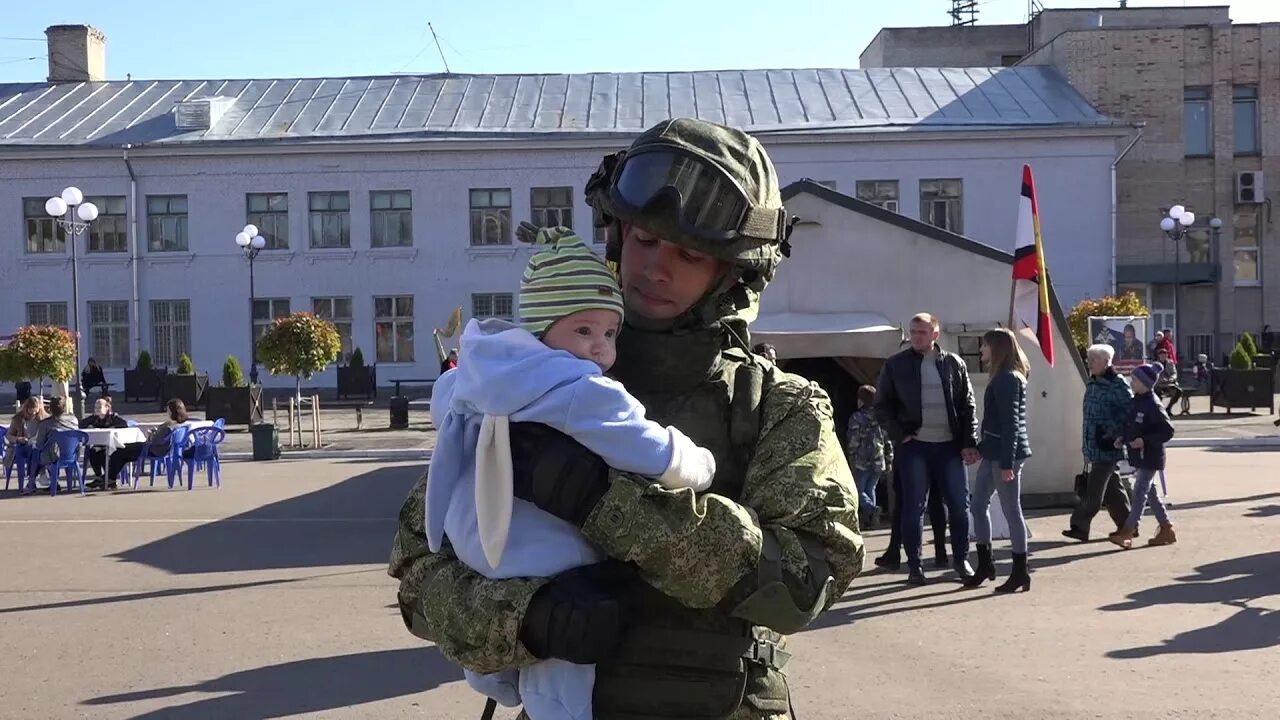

{"left": 349, "top": 347, "right": 365, "bottom": 368}
{"left": 1229, "top": 343, "right": 1253, "bottom": 370}
{"left": 176, "top": 353, "right": 194, "bottom": 374}
{"left": 136, "top": 350, "right": 153, "bottom": 371}
{"left": 222, "top": 355, "right": 246, "bottom": 387}
{"left": 1239, "top": 332, "right": 1259, "bottom": 358}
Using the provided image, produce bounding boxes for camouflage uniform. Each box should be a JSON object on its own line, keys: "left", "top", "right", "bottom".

{"left": 389, "top": 118, "right": 864, "bottom": 719}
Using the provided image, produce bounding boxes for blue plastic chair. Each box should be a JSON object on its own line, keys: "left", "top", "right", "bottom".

{"left": 186, "top": 427, "right": 226, "bottom": 490}
{"left": 145, "top": 425, "right": 191, "bottom": 489}
{"left": 30, "top": 430, "right": 90, "bottom": 496}
{"left": 125, "top": 419, "right": 139, "bottom": 427}
{"left": 3, "top": 428, "right": 34, "bottom": 491}
{"left": 212, "top": 418, "right": 226, "bottom": 430}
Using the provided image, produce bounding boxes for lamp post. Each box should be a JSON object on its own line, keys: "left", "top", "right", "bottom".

{"left": 235, "top": 225, "right": 267, "bottom": 385}
{"left": 1160, "top": 205, "right": 1224, "bottom": 361}
{"left": 1209, "top": 216, "right": 1224, "bottom": 361}
{"left": 44, "top": 187, "right": 98, "bottom": 417}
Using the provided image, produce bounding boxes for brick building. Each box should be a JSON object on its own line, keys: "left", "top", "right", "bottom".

{"left": 862, "top": 5, "right": 1280, "bottom": 362}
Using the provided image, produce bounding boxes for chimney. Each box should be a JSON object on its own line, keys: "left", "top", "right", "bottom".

{"left": 45, "top": 24, "right": 106, "bottom": 83}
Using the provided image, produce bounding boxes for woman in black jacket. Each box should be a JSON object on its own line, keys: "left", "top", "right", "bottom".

{"left": 965, "top": 328, "right": 1032, "bottom": 593}
{"left": 79, "top": 396, "right": 129, "bottom": 486}
{"left": 1109, "top": 362, "right": 1177, "bottom": 549}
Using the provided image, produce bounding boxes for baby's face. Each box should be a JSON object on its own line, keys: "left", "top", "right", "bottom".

{"left": 543, "top": 309, "right": 621, "bottom": 372}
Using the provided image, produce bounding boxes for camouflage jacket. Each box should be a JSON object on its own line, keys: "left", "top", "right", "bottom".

{"left": 845, "top": 408, "right": 891, "bottom": 473}
{"left": 389, "top": 329, "right": 864, "bottom": 720}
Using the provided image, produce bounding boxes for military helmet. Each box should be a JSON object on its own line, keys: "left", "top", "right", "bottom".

{"left": 585, "top": 117, "right": 793, "bottom": 295}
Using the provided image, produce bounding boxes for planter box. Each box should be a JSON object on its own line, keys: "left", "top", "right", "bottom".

{"left": 336, "top": 364, "right": 377, "bottom": 400}
{"left": 124, "top": 368, "right": 167, "bottom": 402}
{"left": 1254, "top": 354, "right": 1276, "bottom": 370}
{"left": 1211, "top": 368, "right": 1276, "bottom": 414}
{"left": 205, "top": 385, "right": 264, "bottom": 426}
{"left": 163, "top": 373, "right": 209, "bottom": 409}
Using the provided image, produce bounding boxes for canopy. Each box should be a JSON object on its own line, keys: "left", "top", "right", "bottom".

{"left": 750, "top": 312, "right": 903, "bottom": 359}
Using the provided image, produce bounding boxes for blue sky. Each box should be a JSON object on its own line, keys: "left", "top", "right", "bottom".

{"left": 1, "top": 0, "right": 1273, "bottom": 82}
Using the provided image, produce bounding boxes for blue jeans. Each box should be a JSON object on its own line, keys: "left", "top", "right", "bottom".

{"left": 1125, "top": 468, "right": 1170, "bottom": 529}
{"left": 971, "top": 459, "right": 1029, "bottom": 554}
{"left": 854, "top": 469, "right": 880, "bottom": 523}
{"left": 897, "top": 440, "right": 969, "bottom": 566}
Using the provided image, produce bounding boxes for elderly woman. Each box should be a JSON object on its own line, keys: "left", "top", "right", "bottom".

{"left": 1063, "top": 344, "right": 1134, "bottom": 542}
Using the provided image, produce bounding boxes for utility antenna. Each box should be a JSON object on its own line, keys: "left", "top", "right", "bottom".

{"left": 949, "top": 0, "right": 978, "bottom": 26}
{"left": 428, "top": 22, "right": 451, "bottom": 74}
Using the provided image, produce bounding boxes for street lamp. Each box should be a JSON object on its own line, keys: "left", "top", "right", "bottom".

{"left": 235, "top": 225, "right": 267, "bottom": 385}
{"left": 45, "top": 187, "right": 98, "bottom": 417}
{"left": 1160, "top": 205, "right": 1222, "bottom": 362}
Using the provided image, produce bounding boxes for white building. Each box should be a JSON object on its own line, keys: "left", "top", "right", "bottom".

{"left": 1, "top": 26, "right": 1126, "bottom": 392}
{"left": 762, "top": 181, "right": 1087, "bottom": 497}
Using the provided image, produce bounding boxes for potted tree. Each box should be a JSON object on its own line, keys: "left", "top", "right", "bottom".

{"left": 124, "top": 350, "right": 167, "bottom": 403}
{"left": 162, "top": 352, "right": 209, "bottom": 409}
{"left": 4, "top": 325, "right": 76, "bottom": 400}
{"left": 257, "top": 312, "right": 341, "bottom": 408}
{"left": 204, "top": 354, "right": 264, "bottom": 425}
{"left": 336, "top": 346, "right": 377, "bottom": 400}
{"left": 1212, "top": 341, "right": 1276, "bottom": 414}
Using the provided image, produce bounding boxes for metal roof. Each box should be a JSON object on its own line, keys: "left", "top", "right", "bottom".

{"left": 0, "top": 66, "right": 1115, "bottom": 149}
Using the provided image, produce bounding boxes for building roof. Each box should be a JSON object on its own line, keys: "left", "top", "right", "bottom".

{"left": 0, "top": 66, "right": 1115, "bottom": 149}
{"left": 781, "top": 179, "right": 1088, "bottom": 380}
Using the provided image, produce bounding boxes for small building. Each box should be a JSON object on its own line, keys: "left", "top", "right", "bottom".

{"left": 756, "top": 181, "right": 1086, "bottom": 498}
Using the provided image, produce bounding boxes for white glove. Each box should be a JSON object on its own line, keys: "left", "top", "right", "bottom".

{"left": 656, "top": 425, "right": 715, "bottom": 492}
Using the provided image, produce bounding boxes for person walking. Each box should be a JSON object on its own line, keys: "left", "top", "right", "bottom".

{"left": 875, "top": 312, "right": 980, "bottom": 585}
{"left": 965, "top": 329, "right": 1032, "bottom": 593}
{"left": 1064, "top": 344, "right": 1133, "bottom": 542}
{"left": 846, "top": 385, "right": 891, "bottom": 529}
{"left": 1109, "top": 362, "right": 1177, "bottom": 549}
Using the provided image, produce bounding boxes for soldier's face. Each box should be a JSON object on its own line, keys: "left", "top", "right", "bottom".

{"left": 618, "top": 224, "right": 724, "bottom": 320}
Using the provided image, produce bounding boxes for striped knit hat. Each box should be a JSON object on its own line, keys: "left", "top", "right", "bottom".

{"left": 517, "top": 225, "right": 624, "bottom": 337}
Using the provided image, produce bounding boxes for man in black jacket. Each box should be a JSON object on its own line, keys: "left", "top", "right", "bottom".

{"left": 875, "top": 313, "right": 980, "bottom": 585}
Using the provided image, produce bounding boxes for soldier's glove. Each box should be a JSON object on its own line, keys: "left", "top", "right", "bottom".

{"left": 508, "top": 422, "right": 610, "bottom": 527}
{"left": 519, "top": 560, "right": 635, "bottom": 663}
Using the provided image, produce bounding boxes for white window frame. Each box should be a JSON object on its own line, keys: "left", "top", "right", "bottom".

{"left": 252, "top": 298, "right": 292, "bottom": 342}
{"left": 370, "top": 190, "right": 413, "bottom": 248}
{"left": 1184, "top": 87, "right": 1212, "bottom": 157}
{"left": 1233, "top": 208, "right": 1261, "bottom": 287}
{"left": 469, "top": 188, "right": 512, "bottom": 246}
{"left": 88, "top": 300, "right": 130, "bottom": 368}
{"left": 147, "top": 195, "right": 189, "bottom": 252}
{"left": 247, "top": 192, "right": 290, "bottom": 250}
{"left": 86, "top": 196, "right": 128, "bottom": 253}
{"left": 374, "top": 295, "right": 415, "bottom": 364}
{"left": 26, "top": 301, "right": 68, "bottom": 328}
{"left": 308, "top": 191, "right": 351, "bottom": 249}
{"left": 856, "top": 180, "right": 899, "bottom": 212}
{"left": 23, "top": 197, "right": 65, "bottom": 254}
{"left": 472, "top": 293, "right": 514, "bottom": 321}
{"left": 150, "top": 300, "right": 191, "bottom": 368}
{"left": 531, "top": 187, "right": 574, "bottom": 230}
{"left": 312, "top": 296, "right": 353, "bottom": 363}
{"left": 919, "top": 179, "right": 962, "bottom": 233}
{"left": 1232, "top": 85, "right": 1259, "bottom": 156}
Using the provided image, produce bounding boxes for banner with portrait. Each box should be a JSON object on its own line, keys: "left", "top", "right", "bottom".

{"left": 1088, "top": 316, "right": 1150, "bottom": 374}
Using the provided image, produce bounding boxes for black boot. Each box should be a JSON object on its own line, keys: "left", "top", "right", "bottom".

{"left": 994, "top": 553, "right": 1031, "bottom": 594}
{"left": 873, "top": 552, "right": 901, "bottom": 571}
{"left": 906, "top": 562, "right": 927, "bottom": 586}
{"left": 963, "top": 544, "right": 996, "bottom": 588}
{"left": 933, "top": 544, "right": 949, "bottom": 569}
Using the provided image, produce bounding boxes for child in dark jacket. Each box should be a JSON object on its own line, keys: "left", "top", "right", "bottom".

{"left": 1109, "top": 362, "right": 1177, "bottom": 549}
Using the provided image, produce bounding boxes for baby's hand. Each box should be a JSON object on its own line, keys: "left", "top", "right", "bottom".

{"left": 658, "top": 426, "right": 716, "bottom": 493}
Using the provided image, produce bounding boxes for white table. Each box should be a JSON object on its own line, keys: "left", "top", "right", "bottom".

{"left": 80, "top": 427, "right": 147, "bottom": 454}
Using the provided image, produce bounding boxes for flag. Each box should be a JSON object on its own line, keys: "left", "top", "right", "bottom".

{"left": 1011, "top": 164, "right": 1055, "bottom": 366}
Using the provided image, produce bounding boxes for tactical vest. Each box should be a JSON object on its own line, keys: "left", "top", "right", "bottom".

{"left": 591, "top": 349, "right": 794, "bottom": 720}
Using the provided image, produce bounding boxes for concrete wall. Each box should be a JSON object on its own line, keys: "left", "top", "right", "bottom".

{"left": 765, "top": 192, "right": 1086, "bottom": 496}
{"left": 1031, "top": 6, "right": 1231, "bottom": 46}
{"left": 0, "top": 130, "right": 1116, "bottom": 391}
{"left": 859, "top": 25, "right": 1028, "bottom": 68}
{"left": 1023, "top": 23, "right": 1280, "bottom": 356}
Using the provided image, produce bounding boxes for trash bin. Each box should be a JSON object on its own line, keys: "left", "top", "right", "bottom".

{"left": 389, "top": 396, "right": 409, "bottom": 430}
{"left": 251, "top": 422, "right": 280, "bottom": 461}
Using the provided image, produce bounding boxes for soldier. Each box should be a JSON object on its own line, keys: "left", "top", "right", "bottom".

{"left": 389, "top": 117, "right": 864, "bottom": 720}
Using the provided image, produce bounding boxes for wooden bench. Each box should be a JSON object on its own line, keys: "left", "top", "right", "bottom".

{"left": 389, "top": 378, "right": 434, "bottom": 397}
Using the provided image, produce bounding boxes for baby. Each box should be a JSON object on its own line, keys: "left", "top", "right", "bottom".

{"left": 424, "top": 225, "right": 716, "bottom": 720}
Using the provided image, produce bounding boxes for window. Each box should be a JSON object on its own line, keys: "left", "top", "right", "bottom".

{"left": 1185, "top": 334, "right": 1213, "bottom": 364}
{"left": 531, "top": 187, "right": 573, "bottom": 230}
{"left": 85, "top": 196, "right": 127, "bottom": 252}
{"left": 247, "top": 193, "right": 289, "bottom": 250}
{"left": 856, "top": 180, "right": 899, "bottom": 212}
{"left": 370, "top": 190, "right": 412, "bottom": 247}
{"left": 252, "top": 298, "right": 292, "bottom": 342}
{"left": 957, "top": 335, "right": 987, "bottom": 374}
{"left": 150, "top": 300, "right": 190, "bottom": 367}
{"left": 470, "top": 188, "right": 512, "bottom": 246}
{"left": 88, "top": 301, "right": 130, "bottom": 368}
{"left": 472, "top": 293, "right": 514, "bottom": 321}
{"left": 1233, "top": 209, "right": 1260, "bottom": 285}
{"left": 312, "top": 296, "right": 353, "bottom": 362}
{"left": 1185, "top": 228, "right": 1212, "bottom": 264}
{"left": 1233, "top": 86, "right": 1259, "bottom": 155}
{"left": 816, "top": 180, "right": 838, "bottom": 191}
{"left": 920, "top": 179, "right": 962, "bottom": 233}
{"left": 147, "top": 195, "right": 188, "bottom": 252}
{"left": 374, "top": 295, "right": 415, "bottom": 363}
{"left": 23, "top": 198, "right": 64, "bottom": 254}
{"left": 593, "top": 224, "right": 612, "bottom": 245}
{"left": 26, "top": 301, "right": 68, "bottom": 328}
{"left": 1184, "top": 88, "right": 1212, "bottom": 157}
{"left": 308, "top": 191, "right": 351, "bottom": 249}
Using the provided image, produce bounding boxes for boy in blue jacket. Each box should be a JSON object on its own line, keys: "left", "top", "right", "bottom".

{"left": 424, "top": 226, "right": 715, "bottom": 720}
{"left": 1109, "top": 362, "right": 1178, "bottom": 549}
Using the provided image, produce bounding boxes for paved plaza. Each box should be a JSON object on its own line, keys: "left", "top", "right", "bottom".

{"left": 0, "top": 448, "right": 1277, "bottom": 719}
